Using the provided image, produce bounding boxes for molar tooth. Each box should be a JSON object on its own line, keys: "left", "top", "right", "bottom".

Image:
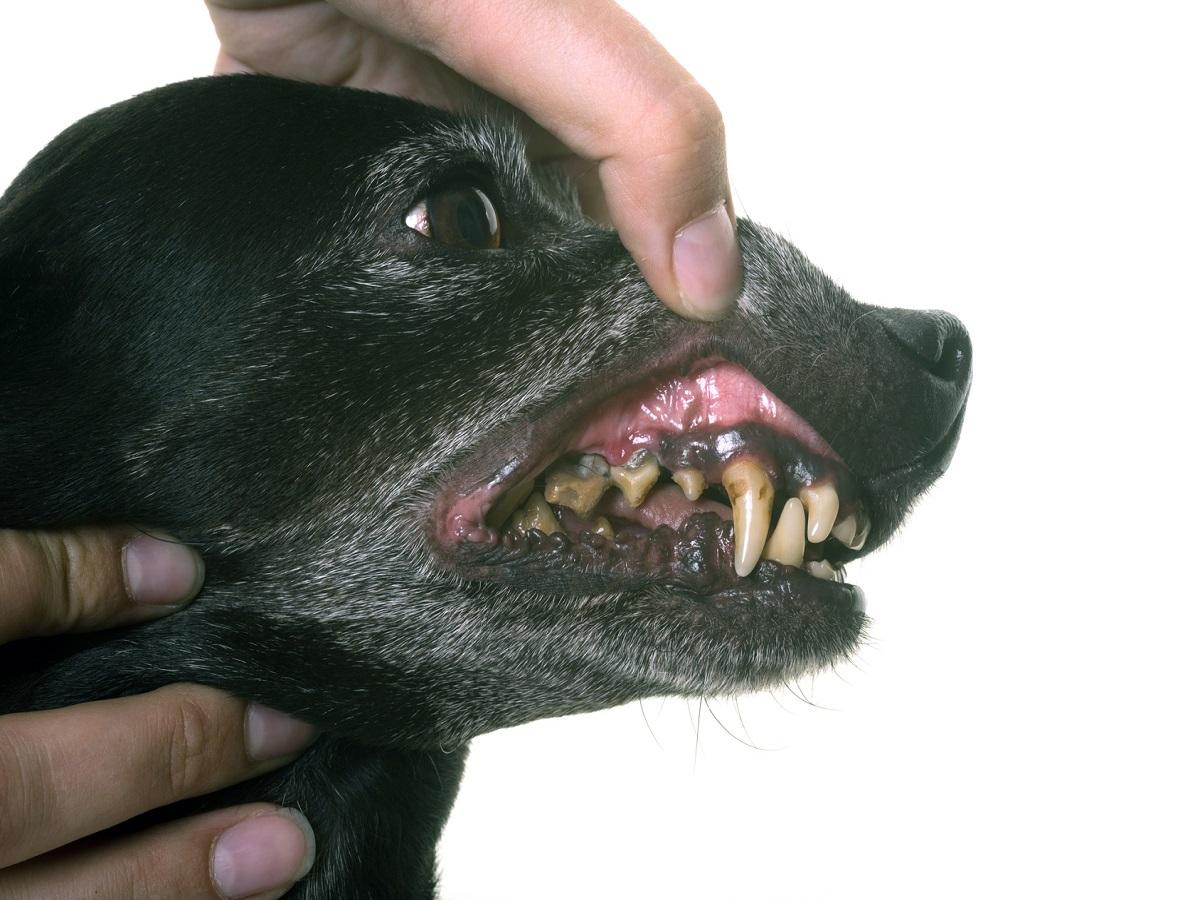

{"left": 543, "top": 456, "right": 611, "bottom": 518}
{"left": 589, "top": 516, "right": 614, "bottom": 541}
{"left": 514, "top": 492, "right": 562, "bottom": 535}
{"left": 806, "top": 560, "right": 837, "bottom": 581}
{"left": 722, "top": 459, "right": 774, "bottom": 577}
{"left": 762, "top": 497, "right": 807, "bottom": 567}
{"left": 799, "top": 483, "right": 839, "bottom": 543}
{"left": 486, "top": 478, "right": 535, "bottom": 528}
{"left": 671, "top": 467, "right": 707, "bottom": 502}
{"left": 610, "top": 454, "right": 660, "bottom": 507}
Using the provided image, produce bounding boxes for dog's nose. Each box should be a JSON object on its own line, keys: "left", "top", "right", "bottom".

{"left": 872, "top": 307, "right": 972, "bottom": 390}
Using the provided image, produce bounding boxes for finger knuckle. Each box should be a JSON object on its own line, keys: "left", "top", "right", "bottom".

{"left": 652, "top": 79, "right": 726, "bottom": 152}
{"left": 15, "top": 531, "right": 102, "bottom": 635}
{"left": 0, "top": 726, "right": 54, "bottom": 863}
{"left": 163, "top": 691, "right": 221, "bottom": 798}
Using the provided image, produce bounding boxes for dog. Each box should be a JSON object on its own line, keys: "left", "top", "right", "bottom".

{"left": 0, "top": 75, "right": 971, "bottom": 897}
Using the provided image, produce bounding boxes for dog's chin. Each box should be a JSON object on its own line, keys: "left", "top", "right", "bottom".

{"left": 429, "top": 347, "right": 876, "bottom": 677}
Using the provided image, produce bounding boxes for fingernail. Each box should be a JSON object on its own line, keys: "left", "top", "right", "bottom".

{"left": 212, "top": 809, "right": 315, "bottom": 899}
{"left": 245, "top": 703, "right": 318, "bottom": 761}
{"left": 672, "top": 202, "right": 743, "bottom": 320}
{"left": 123, "top": 534, "right": 205, "bottom": 606}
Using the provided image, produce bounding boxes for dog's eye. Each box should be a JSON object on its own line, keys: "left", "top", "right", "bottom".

{"left": 404, "top": 185, "right": 502, "bottom": 250}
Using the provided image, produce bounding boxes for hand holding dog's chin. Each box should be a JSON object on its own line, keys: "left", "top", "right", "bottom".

{"left": 0, "top": 528, "right": 316, "bottom": 899}
{"left": 206, "top": 0, "right": 743, "bottom": 320}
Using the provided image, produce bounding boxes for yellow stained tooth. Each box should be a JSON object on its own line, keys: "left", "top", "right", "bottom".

{"left": 544, "top": 457, "right": 611, "bottom": 518}
{"left": 589, "top": 516, "right": 615, "bottom": 541}
{"left": 762, "top": 497, "right": 807, "bottom": 567}
{"left": 722, "top": 459, "right": 774, "bottom": 577}
{"left": 486, "top": 478, "right": 535, "bottom": 528}
{"left": 514, "top": 492, "right": 562, "bottom": 535}
{"left": 799, "top": 483, "right": 839, "bottom": 543}
{"left": 671, "top": 467, "right": 706, "bottom": 502}
{"left": 806, "top": 560, "right": 837, "bottom": 581}
{"left": 610, "top": 454, "right": 660, "bottom": 507}
{"left": 831, "top": 514, "right": 858, "bottom": 547}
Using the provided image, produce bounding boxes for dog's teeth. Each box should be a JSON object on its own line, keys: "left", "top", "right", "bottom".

{"left": 544, "top": 456, "right": 611, "bottom": 518}
{"left": 799, "top": 483, "right": 839, "bottom": 543}
{"left": 831, "top": 514, "right": 857, "bottom": 547}
{"left": 762, "top": 498, "right": 807, "bottom": 567}
{"left": 514, "top": 492, "right": 562, "bottom": 535}
{"left": 610, "top": 453, "right": 660, "bottom": 508}
{"left": 851, "top": 512, "right": 871, "bottom": 550}
{"left": 589, "top": 516, "right": 615, "bottom": 541}
{"left": 486, "top": 478, "right": 535, "bottom": 528}
{"left": 671, "top": 467, "right": 706, "bottom": 502}
{"left": 806, "top": 560, "right": 837, "bottom": 581}
{"left": 722, "top": 459, "right": 774, "bottom": 577}
{"left": 832, "top": 509, "right": 872, "bottom": 550}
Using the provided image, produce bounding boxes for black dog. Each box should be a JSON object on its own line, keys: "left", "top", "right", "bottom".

{"left": 0, "top": 76, "right": 970, "bottom": 897}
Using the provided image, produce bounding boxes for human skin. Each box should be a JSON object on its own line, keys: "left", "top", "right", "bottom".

{"left": 0, "top": 529, "right": 316, "bottom": 899}
{"left": 205, "top": 0, "right": 743, "bottom": 320}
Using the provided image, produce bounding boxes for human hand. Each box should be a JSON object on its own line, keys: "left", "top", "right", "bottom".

{"left": 206, "top": 0, "right": 742, "bottom": 321}
{"left": 0, "top": 528, "right": 316, "bottom": 899}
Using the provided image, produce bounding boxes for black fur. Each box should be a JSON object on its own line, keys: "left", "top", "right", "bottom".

{"left": 0, "top": 76, "right": 971, "bottom": 896}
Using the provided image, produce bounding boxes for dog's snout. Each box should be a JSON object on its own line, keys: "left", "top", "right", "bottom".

{"left": 873, "top": 307, "right": 972, "bottom": 389}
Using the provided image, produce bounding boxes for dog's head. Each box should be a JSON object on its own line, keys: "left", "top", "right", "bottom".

{"left": 0, "top": 76, "right": 970, "bottom": 746}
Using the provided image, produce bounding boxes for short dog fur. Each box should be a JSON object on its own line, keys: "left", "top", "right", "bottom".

{"left": 0, "top": 76, "right": 971, "bottom": 897}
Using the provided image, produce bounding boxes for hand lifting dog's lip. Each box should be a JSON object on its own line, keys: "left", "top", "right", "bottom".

{"left": 0, "top": 74, "right": 971, "bottom": 896}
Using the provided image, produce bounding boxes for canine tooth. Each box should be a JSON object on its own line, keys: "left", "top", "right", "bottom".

{"left": 610, "top": 454, "right": 660, "bottom": 507}
{"left": 514, "top": 492, "right": 562, "bottom": 535}
{"left": 799, "top": 483, "right": 839, "bottom": 543}
{"left": 671, "top": 467, "right": 706, "bottom": 502}
{"left": 589, "top": 516, "right": 615, "bottom": 541}
{"left": 762, "top": 498, "right": 807, "bottom": 567}
{"left": 806, "top": 560, "right": 837, "bottom": 581}
{"left": 831, "top": 514, "right": 858, "bottom": 547}
{"left": 722, "top": 459, "right": 774, "bottom": 577}
{"left": 544, "top": 457, "right": 611, "bottom": 518}
{"left": 486, "top": 479, "right": 535, "bottom": 528}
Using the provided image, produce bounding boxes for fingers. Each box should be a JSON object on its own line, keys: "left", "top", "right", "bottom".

{"left": 0, "top": 803, "right": 315, "bottom": 900}
{"left": 0, "top": 684, "right": 316, "bottom": 868}
{"left": 332, "top": 0, "right": 743, "bottom": 319}
{"left": 0, "top": 527, "right": 205, "bottom": 644}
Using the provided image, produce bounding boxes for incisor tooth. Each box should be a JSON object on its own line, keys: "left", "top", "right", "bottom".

{"left": 589, "top": 516, "right": 614, "bottom": 541}
{"left": 762, "top": 497, "right": 807, "bottom": 567}
{"left": 671, "top": 467, "right": 706, "bottom": 502}
{"left": 486, "top": 478, "right": 535, "bottom": 528}
{"left": 544, "top": 456, "right": 611, "bottom": 518}
{"left": 514, "top": 492, "right": 562, "bottom": 535}
{"left": 722, "top": 459, "right": 774, "bottom": 577}
{"left": 799, "top": 483, "right": 839, "bottom": 543}
{"left": 806, "top": 560, "right": 836, "bottom": 581}
{"left": 610, "top": 453, "right": 660, "bottom": 507}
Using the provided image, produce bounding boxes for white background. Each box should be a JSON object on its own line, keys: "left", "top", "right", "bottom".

{"left": 3, "top": 2, "right": 1198, "bottom": 898}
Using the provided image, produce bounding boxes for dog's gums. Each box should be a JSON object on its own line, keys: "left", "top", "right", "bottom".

{"left": 0, "top": 76, "right": 971, "bottom": 897}
{"left": 442, "top": 357, "right": 867, "bottom": 593}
